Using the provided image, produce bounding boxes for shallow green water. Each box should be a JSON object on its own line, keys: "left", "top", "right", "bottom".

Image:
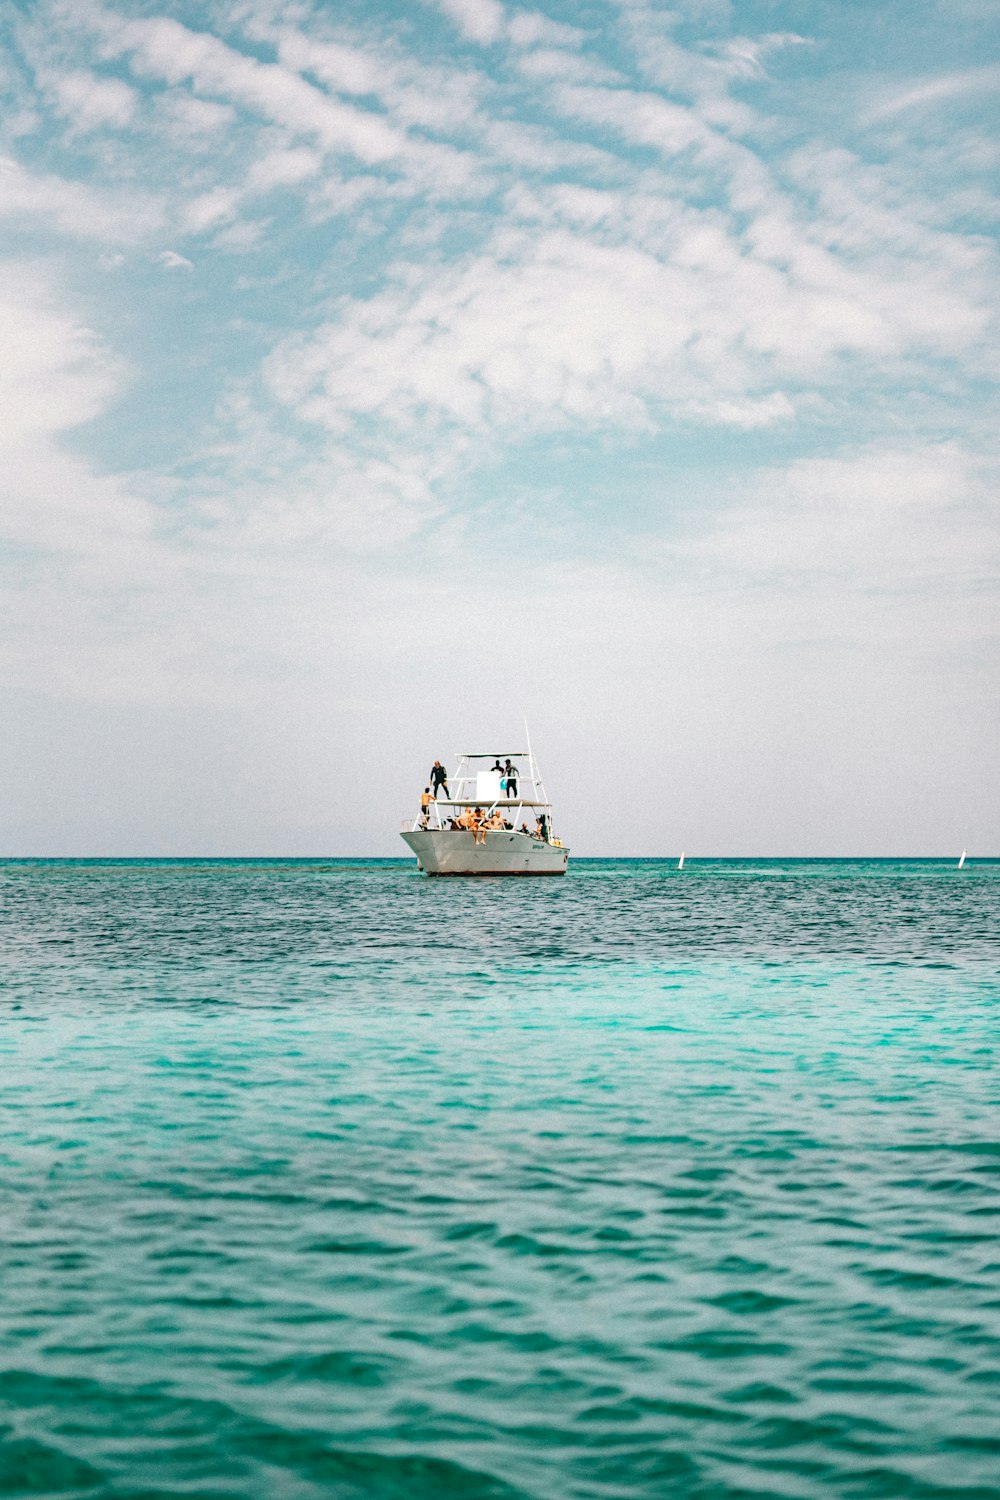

{"left": 1, "top": 858, "right": 998, "bottom": 1499}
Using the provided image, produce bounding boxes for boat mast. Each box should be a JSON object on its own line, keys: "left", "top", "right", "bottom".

{"left": 524, "top": 716, "right": 549, "bottom": 805}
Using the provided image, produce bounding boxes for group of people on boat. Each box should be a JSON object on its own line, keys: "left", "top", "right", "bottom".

{"left": 489, "top": 758, "right": 519, "bottom": 796}
{"left": 427, "top": 758, "right": 519, "bottom": 799}
{"left": 441, "top": 807, "right": 550, "bottom": 845}
{"left": 419, "top": 757, "right": 549, "bottom": 843}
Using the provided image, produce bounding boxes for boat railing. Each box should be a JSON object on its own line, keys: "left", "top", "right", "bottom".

{"left": 403, "top": 810, "right": 555, "bottom": 842}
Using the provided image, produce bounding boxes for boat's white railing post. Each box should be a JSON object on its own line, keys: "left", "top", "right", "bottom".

{"left": 455, "top": 752, "right": 471, "bottom": 804}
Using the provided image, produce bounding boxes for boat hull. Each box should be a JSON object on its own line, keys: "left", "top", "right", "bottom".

{"left": 401, "top": 829, "right": 569, "bottom": 875}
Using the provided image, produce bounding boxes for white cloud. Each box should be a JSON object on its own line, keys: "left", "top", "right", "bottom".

{"left": 681, "top": 391, "right": 795, "bottom": 428}
{"left": 182, "top": 185, "right": 241, "bottom": 234}
{"left": 706, "top": 32, "right": 810, "bottom": 81}
{"left": 157, "top": 249, "right": 193, "bottom": 269}
{"left": 0, "top": 264, "right": 121, "bottom": 452}
{"left": 159, "top": 92, "right": 235, "bottom": 138}
{"left": 480, "top": 118, "right": 618, "bottom": 174}
{"left": 514, "top": 47, "right": 620, "bottom": 85}
{"left": 247, "top": 147, "right": 323, "bottom": 192}
{"left": 551, "top": 81, "right": 709, "bottom": 157}
{"left": 265, "top": 24, "right": 486, "bottom": 135}
{"left": 0, "top": 155, "right": 163, "bottom": 243}
{"left": 44, "top": 68, "right": 138, "bottom": 130}
{"left": 506, "top": 11, "right": 587, "bottom": 49}
{"left": 271, "top": 32, "right": 384, "bottom": 97}
{"left": 210, "top": 219, "right": 265, "bottom": 251}
{"left": 431, "top": 0, "right": 505, "bottom": 47}
{"left": 0, "top": 261, "right": 154, "bottom": 569}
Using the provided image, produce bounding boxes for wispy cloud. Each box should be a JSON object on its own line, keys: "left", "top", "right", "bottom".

{"left": 868, "top": 63, "right": 1000, "bottom": 121}
{"left": 101, "top": 15, "right": 417, "bottom": 166}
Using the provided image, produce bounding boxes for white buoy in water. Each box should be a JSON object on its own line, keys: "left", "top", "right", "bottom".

{"left": 678, "top": 851, "right": 685, "bottom": 869}
{"left": 958, "top": 849, "right": 967, "bottom": 869}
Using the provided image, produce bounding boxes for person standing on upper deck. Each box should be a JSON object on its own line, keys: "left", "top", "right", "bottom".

{"left": 430, "top": 760, "right": 449, "bottom": 798}
{"left": 504, "top": 759, "right": 518, "bottom": 798}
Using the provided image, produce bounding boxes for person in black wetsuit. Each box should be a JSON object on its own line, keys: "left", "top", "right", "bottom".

{"left": 504, "top": 759, "right": 518, "bottom": 797}
{"left": 430, "top": 760, "right": 449, "bottom": 798}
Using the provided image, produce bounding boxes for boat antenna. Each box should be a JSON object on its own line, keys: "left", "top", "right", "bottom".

{"left": 523, "top": 715, "right": 543, "bottom": 803}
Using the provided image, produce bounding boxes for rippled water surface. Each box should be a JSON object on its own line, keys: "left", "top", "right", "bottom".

{"left": 1, "top": 858, "right": 998, "bottom": 1500}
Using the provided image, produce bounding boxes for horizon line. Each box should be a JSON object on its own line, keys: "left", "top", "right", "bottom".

{"left": 0, "top": 854, "right": 994, "bottom": 863}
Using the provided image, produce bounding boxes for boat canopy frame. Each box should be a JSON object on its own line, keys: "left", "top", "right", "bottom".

{"left": 459, "top": 751, "right": 529, "bottom": 760}
{"left": 450, "top": 728, "right": 549, "bottom": 807}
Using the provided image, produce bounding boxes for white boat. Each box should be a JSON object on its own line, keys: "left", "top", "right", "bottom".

{"left": 401, "top": 736, "right": 569, "bottom": 876}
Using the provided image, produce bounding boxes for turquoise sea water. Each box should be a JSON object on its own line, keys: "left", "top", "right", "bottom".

{"left": 1, "top": 857, "right": 998, "bottom": 1500}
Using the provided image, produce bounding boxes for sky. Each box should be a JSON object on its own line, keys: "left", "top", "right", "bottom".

{"left": 1, "top": 0, "right": 998, "bottom": 856}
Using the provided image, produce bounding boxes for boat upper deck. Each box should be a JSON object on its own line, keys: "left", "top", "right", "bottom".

{"left": 424, "top": 798, "right": 551, "bottom": 809}
{"left": 409, "top": 737, "right": 560, "bottom": 837}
